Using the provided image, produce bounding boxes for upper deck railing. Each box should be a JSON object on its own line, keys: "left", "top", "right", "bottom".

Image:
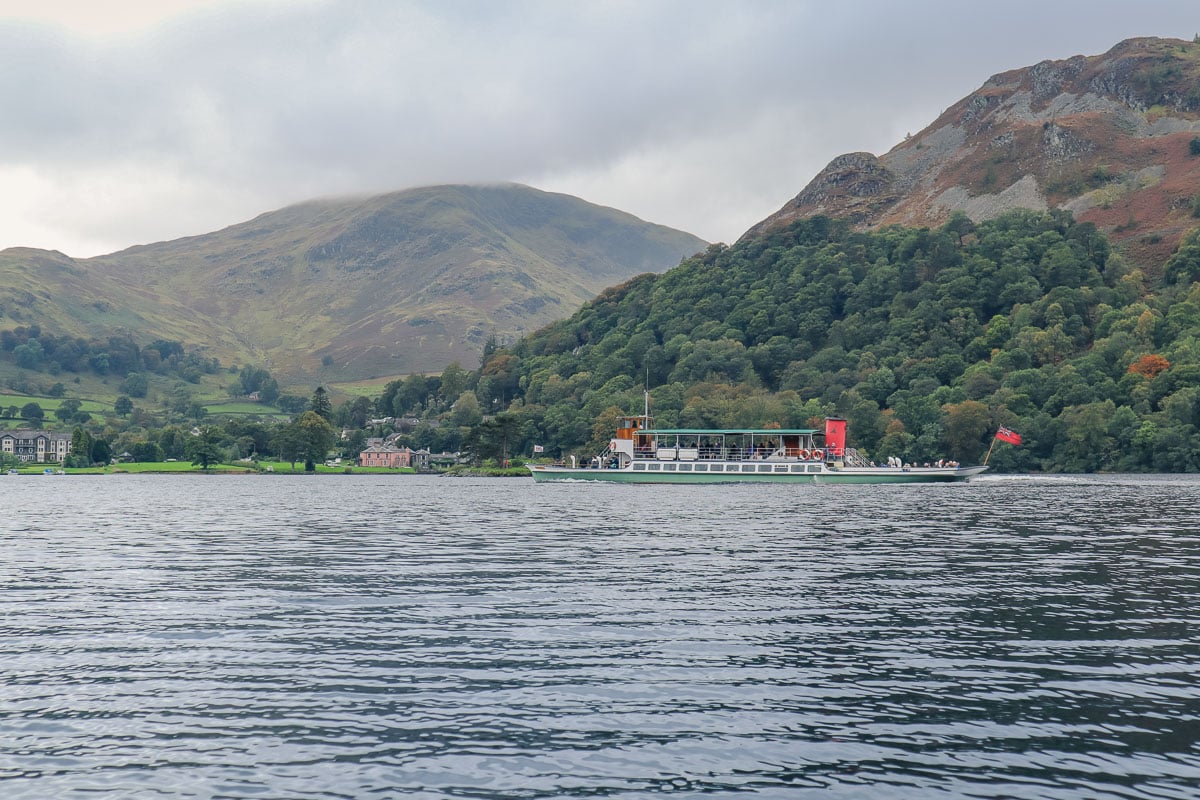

{"left": 635, "top": 445, "right": 827, "bottom": 462}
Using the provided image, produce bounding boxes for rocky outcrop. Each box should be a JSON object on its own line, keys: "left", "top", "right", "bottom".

{"left": 746, "top": 37, "right": 1200, "bottom": 269}
{"left": 742, "top": 153, "right": 899, "bottom": 237}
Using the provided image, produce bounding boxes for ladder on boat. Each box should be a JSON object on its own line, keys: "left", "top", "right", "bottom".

{"left": 841, "top": 448, "right": 872, "bottom": 468}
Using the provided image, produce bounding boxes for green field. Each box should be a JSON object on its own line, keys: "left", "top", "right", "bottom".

{"left": 0, "top": 393, "right": 110, "bottom": 413}
{"left": 0, "top": 390, "right": 292, "bottom": 426}
{"left": 203, "top": 402, "right": 289, "bottom": 420}
{"left": 3, "top": 460, "right": 420, "bottom": 476}
{"left": 0, "top": 392, "right": 106, "bottom": 431}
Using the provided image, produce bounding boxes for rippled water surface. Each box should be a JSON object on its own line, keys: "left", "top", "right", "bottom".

{"left": 1, "top": 474, "right": 1198, "bottom": 798}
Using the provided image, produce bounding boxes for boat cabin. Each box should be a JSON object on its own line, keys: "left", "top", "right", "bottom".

{"left": 604, "top": 417, "right": 827, "bottom": 467}
{"left": 635, "top": 427, "right": 822, "bottom": 462}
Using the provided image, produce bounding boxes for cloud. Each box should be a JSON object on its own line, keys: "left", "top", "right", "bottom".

{"left": 0, "top": 0, "right": 1198, "bottom": 255}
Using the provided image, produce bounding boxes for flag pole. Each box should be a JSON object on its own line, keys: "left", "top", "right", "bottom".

{"left": 983, "top": 435, "right": 998, "bottom": 466}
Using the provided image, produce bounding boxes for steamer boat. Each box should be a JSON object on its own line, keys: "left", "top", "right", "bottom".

{"left": 527, "top": 414, "right": 986, "bottom": 484}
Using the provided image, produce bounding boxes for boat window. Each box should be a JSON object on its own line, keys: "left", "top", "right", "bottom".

{"left": 726, "top": 464, "right": 740, "bottom": 472}
{"left": 774, "top": 464, "right": 788, "bottom": 473}
{"left": 678, "top": 464, "right": 692, "bottom": 472}
{"left": 664, "top": 464, "right": 677, "bottom": 471}
{"left": 790, "top": 464, "right": 804, "bottom": 473}
{"left": 807, "top": 464, "right": 822, "bottom": 473}
{"left": 693, "top": 464, "right": 707, "bottom": 472}
{"left": 758, "top": 464, "right": 772, "bottom": 473}
{"left": 632, "top": 463, "right": 645, "bottom": 471}
{"left": 741, "top": 464, "right": 756, "bottom": 473}
{"left": 648, "top": 463, "right": 661, "bottom": 471}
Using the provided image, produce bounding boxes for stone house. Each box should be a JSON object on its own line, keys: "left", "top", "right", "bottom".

{"left": 1, "top": 430, "right": 72, "bottom": 463}
{"left": 359, "top": 444, "right": 417, "bottom": 469}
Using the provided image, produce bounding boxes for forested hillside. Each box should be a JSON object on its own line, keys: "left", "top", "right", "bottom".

{"left": 469, "top": 210, "right": 1200, "bottom": 472}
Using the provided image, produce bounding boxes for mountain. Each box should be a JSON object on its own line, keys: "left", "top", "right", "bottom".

{"left": 0, "top": 184, "right": 706, "bottom": 382}
{"left": 458, "top": 39, "right": 1200, "bottom": 473}
{"left": 745, "top": 37, "right": 1200, "bottom": 270}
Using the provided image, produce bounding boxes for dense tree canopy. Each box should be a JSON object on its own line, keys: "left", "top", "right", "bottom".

{"left": 0, "top": 327, "right": 219, "bottom": 383}
{"left": 466, "top": 210, "right": 1200, "bottom": 472}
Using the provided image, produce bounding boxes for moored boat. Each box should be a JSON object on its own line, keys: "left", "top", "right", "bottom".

{"left": 528, "top": 415, "right": 986, "bottom": 484}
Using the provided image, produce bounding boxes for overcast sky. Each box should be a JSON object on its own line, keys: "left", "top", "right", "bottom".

{"left": 0, "top": 0, "right": 1197, "bottom": 257}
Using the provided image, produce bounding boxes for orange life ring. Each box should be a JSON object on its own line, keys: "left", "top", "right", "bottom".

{"left": 797, "top": 449, "right": 809, "bottom": 460}
{"left": 811, "top": 448, "right": 824, "bottom": 460}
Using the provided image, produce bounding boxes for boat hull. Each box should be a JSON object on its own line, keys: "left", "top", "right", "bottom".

{"left": 527, "top": 464, "right": 987, "bottom": 484}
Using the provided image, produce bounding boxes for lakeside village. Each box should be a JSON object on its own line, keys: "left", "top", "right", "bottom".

{"left": 0, "top": 421, "right": 470, "bottom": 475}
{"left": 0, "top": 337, "right": 509, "bottom": 474}
{"left": 0, "top": 381, "right": 476, "bottom": 475}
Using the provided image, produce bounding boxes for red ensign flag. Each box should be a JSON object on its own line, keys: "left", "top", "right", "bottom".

{"left": 995, "top": 426, "right": 1022, "bottom": 446}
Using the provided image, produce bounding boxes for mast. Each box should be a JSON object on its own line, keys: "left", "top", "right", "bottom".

{"left": 643, "top": 365, "right": 651, "bottom": 423}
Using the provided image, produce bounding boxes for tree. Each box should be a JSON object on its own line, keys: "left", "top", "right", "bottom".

{"left": 450, "top": 391, "right": 483, "bottom": 427}
{"left": 56, "top": 398, "right": 83, "bottom": 422}
{"left": 465, "top": 413, "right": 521, "bottom": 465}
{"left": 70, "top": 427, "right": 92, "bottom": 467}
{"left": 388, "top": 374, "right": 435, "bottom": 417}
{"left": 439, "top": 362, "right": 469, "bottom": 403}
{"left": 90, "top": 438, "right": 112, "bottom": 466}
{"left": 941, "top": 400, "right": 992, "bottom": 463}
{"left": 129, "top": 441, "right": 163, "bottom": 462}
{"left": 342, "top": 428, "right": 368, "bottom": 459}
{"left": 20, "top": 402, "right": 44, "bottom": 422}
{"left": 275, "top": 394, "right": 308, "bottom": 414}
{"left": 238, "top": 366, "right": 272, "bottom": 395}
{"left": 271, "top": 424, "right": 306, "bottom": 471}
{"left": 259, "top": 377, "right": 280, "bottom": 403}
{"left": 477, "top": 353, "right": 521, "bottom": 406}
{"left": 157, "top": 426, "right": 188, "bottom": 460}
{"left": 114, "top": 396, "right": 133, "bottom": 417}
{"left": 310, "top": 386, "right": 332, "bottom": 420}
{"left": 120, "top": 372, "right": 149, "bottom": 398}
{"left": 344, "top": 396, "right": 373, "bottom": 428}
{"left": 942, "top": 210, "right": 976, "bottom": 246}
{"left": 235, "top": 436, "right": 256, "bottom": 459}
{"left": 1164, "top": 228, "right": 1200, "bottom": 284}
{"left": 294, "top": 411, "right": 336, "bottom": 471}
{"left": 186, "top": 426, "right": 226, "bottom": 471}
{"left": 1128, "top": 354, "right": 1170, "bottom": 379}
{"left": 13, "top": 339, "right": 43, "bottom": 369}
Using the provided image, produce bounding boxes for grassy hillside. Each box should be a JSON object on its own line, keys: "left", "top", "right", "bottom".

{"left": 0, "top": 184, "right": 704, "bottom": 389}
{"left": 0, "top": 248, "right": 254, "bottom": 366}
{"left": 81, "top": 184, "right": 706, "bottom": 383}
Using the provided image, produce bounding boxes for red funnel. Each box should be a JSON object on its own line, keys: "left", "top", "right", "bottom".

{"left": 824, "top": 417, "right": 846, "bottom": 458}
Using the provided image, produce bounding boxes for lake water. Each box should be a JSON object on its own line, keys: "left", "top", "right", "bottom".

{"left": 1, "top": 474, "right": 1198, "bottom": 799}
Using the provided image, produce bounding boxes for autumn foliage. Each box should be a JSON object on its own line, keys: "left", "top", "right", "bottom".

{"left": 1127, "top": 354, "right": 1170, "bottom": 379}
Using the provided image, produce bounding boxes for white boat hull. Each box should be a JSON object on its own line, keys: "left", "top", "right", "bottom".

{"left": 528, "top": 463, "right": 987, "bottom": 484}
